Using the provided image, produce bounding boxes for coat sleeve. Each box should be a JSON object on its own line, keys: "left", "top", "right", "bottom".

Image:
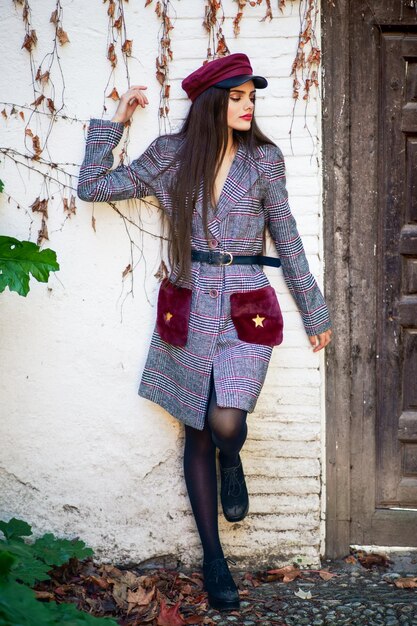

{"left": 263, "top": 146, "right": 331, "bottom": 336}
{"left": 77, "top": 118, "right": 163, "bottom": 202}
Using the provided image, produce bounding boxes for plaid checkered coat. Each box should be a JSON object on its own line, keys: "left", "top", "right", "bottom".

{"left": 78, "top": 119, "right": 331, "bottom": 430}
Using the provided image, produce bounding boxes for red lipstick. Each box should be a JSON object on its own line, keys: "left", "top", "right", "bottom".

{"left": 240, "top": 114, "right": 253, "bottom": 120}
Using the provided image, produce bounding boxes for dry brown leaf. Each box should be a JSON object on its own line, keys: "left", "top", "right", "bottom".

{"left": 108, "top": 43, "right": 117, "bottom": 68}
{"left": 1, "top": 109, "right": 7, "bottom": 119}
{"left": 101, "top": 563, "right": 125, "bottom": 580}
{"left": 122, "top": 264, "right": 132, "bottom": 279}
{"left": 91, "top": 215, "right": 96, "bottom": 232}
{"left": 34, "top": 590, "right": 55, "bottom": 600}
{"left": 22, "top": 30, "right": 37, "bottom": 52}
{"left": 114, "top": 15, "right": 123, "bottom": 29}
{"left": 318, "top": 569, "right": 337, "bottom": 581}
{"left": 35, "top": 67, "right": 50, "bottom": 84}
{"left": 32, "top": 134, "right": 42, "bottom": 158}
{"left": 107, "top": 0, "right": 116, "bottom": 17}
{"left": 85, "top": 575, "right": 110, "bottom": 590}
{"left": 122, "top": 39, "right": 133, "bottom": 56}
{"left": 119, "top": 570, "right": 142, "bottom": 588}
{"left": 358, "top": 553, "right": 390, "bottom": 569}
{"left": 31, "top": 197, "right": 48, "bottom": 218}
{"left": 145, "top": 0, "right": 153, "bottom": 6}
{"left": 394, "top": 577, "right": 417, "bottom": 589}
{"left": 127, "top": 585, "right": 155, "bottom": 613}
{"left": 47, "top": 98, "right": 56, "bottom": 114}
{"left": 50, "top": 9, "right": 59, "bottom": 24}
{"left": 106, "top": 87, "right": 120, "bottom": 101}
{"left": 57, "top": 27, "right": 70, "bottom": 45}
{"left": 63, "top": 195, "right": 76, "bottom": 216}
{"left": 180, "top": 583, "right": 193, "bottom": 595}
{"left": 267, "top": 564, "right": 301, "bottom": 582}
{"left": 19, "top": 111, "right": 25, "bottom": 121}
{"left": 25, "top": 128, "right": 33, "bottom": 137}
{"left": 37, "top": 218, "right": 49, "bottom": 245}
{"left": 344, "top": 555, "right": 357, "bottom": 564}
{"left": 31, "top": 95, "right": 45, "bottom": 107}
{"left": 154, "top": 260, "right": 168, "bottom": 282}
{"left": 112, "top": 581, "right": 128, "bottom": 609}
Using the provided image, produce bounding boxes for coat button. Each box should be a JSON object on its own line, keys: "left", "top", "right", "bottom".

{"left": 209, "top": 239, "right": 219, "bottom": 249}
{"left": 209, "top": 289, "right": 219, "bottom": 298}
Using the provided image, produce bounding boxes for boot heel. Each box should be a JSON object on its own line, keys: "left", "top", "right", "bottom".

{"left": 203, "top": 557, "right": 240, "bottom": 612}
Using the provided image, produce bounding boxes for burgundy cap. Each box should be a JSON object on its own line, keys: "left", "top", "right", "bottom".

{"left": 182, "top": 53, "right": 267, "bottom": 102}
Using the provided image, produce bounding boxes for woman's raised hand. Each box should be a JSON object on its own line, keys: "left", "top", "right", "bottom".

{"left": 111, "top": 85, "right": 149, "bottom": 124}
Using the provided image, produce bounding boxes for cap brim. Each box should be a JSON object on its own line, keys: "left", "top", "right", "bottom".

{"left": 214, "top": 74, "right": 268, "bottom": 90}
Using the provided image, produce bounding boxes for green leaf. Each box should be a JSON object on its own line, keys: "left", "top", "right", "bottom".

{"left": 0, "top": 519, "right": 32, "bottom": 542}
{"left": 0, "top": 581, "right": 119, "bottom": 626}
{"left": 31, "top": 534, "right": 93, "bottom": 567}
{"left": 0, "top": 542, "right": 52, "bottom": 585}
{"left": 0, "top": 180, "right": 4, "bottom": 193}
{"left": 0, "top": 236, "right": 59, "bottom": 297}
{"left": 0, "top": 580, "right": 53, "bottom": 626}
{"left": 0, "top": 554, "right": 16, "bottom": 581}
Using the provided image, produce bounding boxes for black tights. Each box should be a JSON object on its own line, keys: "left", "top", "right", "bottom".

{"left": 183, "top": 374, "right": 247, "bottom": 563}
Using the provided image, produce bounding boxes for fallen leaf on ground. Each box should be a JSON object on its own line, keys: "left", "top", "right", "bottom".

{"left": 157, "top": 598, "right": 185, "bottom": 626}
{"left": 34, "top": 590, "right": 55, "bottom": 600}
{"left": 318, "top": 569, "right": 338, "bottom": 580}
{"left": 345, "top": 555, "right": 357, "bottom": 564}
{"left": 358, "top": 553, "right": 390, "bottom": 569}
{"left": 294, "top": 588, "right": 312, "bottom": 599}
{"left": 257, "top": 564, "right": 301, "bottom": 583}
{"left": 127, "top": 584, "right": 155, "bottom": 613}
{"left": 112, "top": 581, "right": 128, "bottom": 609}
{"left": 394, "top": 577, "right": 417, "bottom": 589}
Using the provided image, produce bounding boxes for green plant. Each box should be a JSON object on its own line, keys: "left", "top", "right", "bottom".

{"left": 0, "top": 518, "right": 118, "bottom": 626}
{"left": 0, "top": 236, "right": 59, "bottom": 296}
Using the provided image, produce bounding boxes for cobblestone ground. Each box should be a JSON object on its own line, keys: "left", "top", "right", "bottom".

{"left": 180, "top": 558, "right": 417, "bottom": 626}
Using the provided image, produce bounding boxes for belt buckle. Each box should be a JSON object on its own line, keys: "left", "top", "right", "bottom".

{"left": 221, "top": 251, "right": 233, "bottom": 266}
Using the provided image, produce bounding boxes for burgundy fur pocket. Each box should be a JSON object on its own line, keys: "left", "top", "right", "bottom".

{"left": 156, "top": 279, "right": 192, "bottom": 347}
{"left": 230, "top": 286, "right": 283, "bottom": 347}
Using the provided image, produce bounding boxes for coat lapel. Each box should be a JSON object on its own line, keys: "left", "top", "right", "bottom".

{"left": 194, "top": 144, "right": 264, "bottom": 236}
{"left": 212, "top": 144, "right": 263, "bottom": 224}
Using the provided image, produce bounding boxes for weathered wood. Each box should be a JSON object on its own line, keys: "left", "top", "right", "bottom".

{"left": 322, "top": 0, "right": 352, "bottom": 559}
{"left": 348, "top": 0, "right": 381, "bottom": 546}
{"left": 324, "top": 0, "right": 417, "bottom": 554}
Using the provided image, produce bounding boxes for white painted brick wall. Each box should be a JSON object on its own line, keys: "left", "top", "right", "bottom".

{"left": 0, "top": 0, "right": 326, "bottom": 568}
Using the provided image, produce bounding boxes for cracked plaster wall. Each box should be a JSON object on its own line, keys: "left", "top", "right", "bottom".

{"left": 0, "top": 0, "right": 326, "bottom": 568}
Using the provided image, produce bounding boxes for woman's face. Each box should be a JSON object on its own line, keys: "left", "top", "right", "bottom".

{"left": 227, "top": 80, "right": 256, "bottom": 132}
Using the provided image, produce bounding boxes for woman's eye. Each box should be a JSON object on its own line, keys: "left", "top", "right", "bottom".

{"left": 230, "top": 97, "right": 240, "bottom": 102}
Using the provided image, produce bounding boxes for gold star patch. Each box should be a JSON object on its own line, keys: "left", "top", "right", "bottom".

{"left": 252, "top": 314, "right": 265, "bottom": 328}
{"left": 164, "top": 311, "right": 173, "bottom": 323}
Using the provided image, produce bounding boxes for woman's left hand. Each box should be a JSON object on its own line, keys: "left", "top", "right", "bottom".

{"left": 308, "top": 330, "right": 332, "bottom": 352}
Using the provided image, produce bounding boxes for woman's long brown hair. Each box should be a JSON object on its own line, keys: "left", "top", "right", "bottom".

{"left": 163, "top": 86, "right": 275, "bottom": 283}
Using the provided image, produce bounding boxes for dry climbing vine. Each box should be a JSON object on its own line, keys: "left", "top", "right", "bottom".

{"left": 1, "top": 0, "right": 321, "bottom": 291}
{"left": 146, "top": 0, "right": 174, "bottom": 130}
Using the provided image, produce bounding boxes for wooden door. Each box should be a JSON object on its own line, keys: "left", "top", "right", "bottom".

{"left": 323, "top": 1, "right": 417, "bottom": 556}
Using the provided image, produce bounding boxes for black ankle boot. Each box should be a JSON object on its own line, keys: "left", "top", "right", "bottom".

{"left": 203, "top": 557, "right": 240, "bottom": 611}
{"left": 219, "top": 455, "right": 249, "bottom": 522}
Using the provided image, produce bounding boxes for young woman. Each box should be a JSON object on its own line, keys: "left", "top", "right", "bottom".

{"left": 78, "top": 53, "right": 332, "bottom": 612}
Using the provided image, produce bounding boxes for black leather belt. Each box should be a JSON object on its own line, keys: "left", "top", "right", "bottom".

{"left": 191, "top": 249, "right": 281, "bottom": 268}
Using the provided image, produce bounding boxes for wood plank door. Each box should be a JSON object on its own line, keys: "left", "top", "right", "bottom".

{"left": 323, "top": 1, "right": 417, "bottom": 555}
